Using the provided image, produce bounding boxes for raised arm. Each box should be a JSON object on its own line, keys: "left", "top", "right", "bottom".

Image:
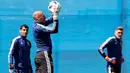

{"left": 37, "top": 19, "right": 58, "bottom": 34}
{"left": 45, "top": 16, "right": 53, "bottom": 26}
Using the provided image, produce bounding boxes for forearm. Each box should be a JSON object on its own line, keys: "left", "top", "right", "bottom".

{"left": 98, "top": 49, "right": 106, "bottom": 58}
{"left": 98, "top": 37, "right": 112, "bottom": 58}
{"left": 45, "top": 19, "right": 58, "bottom": 32}
{"left": 8, "top": 54, "right": 13, "bottom": 64}
{"left": 8, "top": 54, "right": 14, "bottom": 70}
{"left": 45, "top": 16, "right": 53, "bottom": 26}
{"left": 52, "top": 20, "right": 58, "bottom": 33}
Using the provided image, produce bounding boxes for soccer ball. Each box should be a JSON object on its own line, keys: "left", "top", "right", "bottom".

{"left": 48, "top": 1, "right": 61, "bottom": 13}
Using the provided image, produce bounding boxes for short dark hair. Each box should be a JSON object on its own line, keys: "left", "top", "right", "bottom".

{"left": 116, "top": 26, "right": 123, "bottom": 31}
{"left": 20, "top": 24, "right": 29, "bottom": 30}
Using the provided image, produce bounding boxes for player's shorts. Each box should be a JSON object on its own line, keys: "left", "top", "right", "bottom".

{"left": 35, "top": 51, "right": 53, "bottom": 73}
{"left": 107, "top": 65, "right": 121, "bottom": 73}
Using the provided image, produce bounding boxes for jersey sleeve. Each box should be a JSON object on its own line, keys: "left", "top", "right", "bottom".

{"left": 45, "top": 16, "right": 53, "bottom": 26}
{"left": 8, "top": 38, "right": 18, "bottom": 64}
{"left": 37, "top": 20, "right": 58, "bottom": 33}
{"left": 98, "top": 37, "right": 112, "bottom": 58}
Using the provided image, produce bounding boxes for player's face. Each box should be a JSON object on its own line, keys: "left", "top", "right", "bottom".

{"left": 20, "top": 27, "right": 28, "bottom": 37}
{"left": 115, "top": 30, "right": 123, "bottom": 39}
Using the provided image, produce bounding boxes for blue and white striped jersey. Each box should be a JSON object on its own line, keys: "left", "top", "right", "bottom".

{"left": 98, "top": 36, "right": 123, "bottom": 67}
{"left": 8, "top": 35, "right": 32, "bottom": 68}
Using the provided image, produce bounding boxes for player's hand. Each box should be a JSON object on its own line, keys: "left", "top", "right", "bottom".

{"left": 121, "top": 56, "right": 124, "bottom": 63}
{"left": 9, "top": 64, "right": 14, "bottom": 69}
{"left": 105, "top": 56, "right": 116, "bottom": 64}
{"left": 48, "top": 1, "right": 61, "bottom": 20}
{"left": 9, "top": 64, "right": 14, "bottom": 73}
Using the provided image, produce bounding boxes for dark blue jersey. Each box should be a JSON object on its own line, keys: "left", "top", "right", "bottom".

{"left": 98, "top": 36, "right": 123, "bottom": 67}
{"left": 8, "top": 36, "right": 32, "bottom": 69}
{"left": 32, "top": 17, "right": 58, "bottom": 52}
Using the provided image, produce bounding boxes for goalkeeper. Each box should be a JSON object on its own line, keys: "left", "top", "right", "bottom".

{"left": 32, "top": 1, "right": 61, "bottom": 73}
{"left": 98, "top": 26, "right": 124, "bottom": 73}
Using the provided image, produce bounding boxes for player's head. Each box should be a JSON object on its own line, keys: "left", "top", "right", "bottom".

{"left": 115, "top": 26, "right": 123, "bottom": 39}
{"left": 33, "top": 11, "right": 46, "bottom": 24}
{"left": 20, "top": 24, "right": 29, "bottom": 37}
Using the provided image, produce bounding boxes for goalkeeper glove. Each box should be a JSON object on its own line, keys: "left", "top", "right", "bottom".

{"left": 105, "top": 56, "right": 116, "bottom": 64}
{"left": 48, "top": 1, "right": 61, "bottom": 20}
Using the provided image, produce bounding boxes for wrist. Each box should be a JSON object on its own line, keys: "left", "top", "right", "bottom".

{"left": 9, "top": 64, "right": 14, "bottom": 69}
{"left": 53, "top": 14, "right": 58, "bottom": 20}
{"left": 105, "top": 56, "right": 110, "bottom": 62}
{"left": 121, "top": 56, "right": 124, "bottom": 63}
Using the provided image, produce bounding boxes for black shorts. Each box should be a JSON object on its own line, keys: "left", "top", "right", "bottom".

{"left": 35, "top": 51, "right": 53, "bottom": 73}
{"left": 107, "top": 65, "right": 121, "bottom": 73}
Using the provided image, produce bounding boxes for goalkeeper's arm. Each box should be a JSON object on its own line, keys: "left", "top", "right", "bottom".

{"left": 36, "top": 19, "right": 58, "bottom": 33}
{"left": 98, "top": 37, "right": 116, "bottom": 64}
{"left": 98, "top": 37, "right": 113, "bottom": 58}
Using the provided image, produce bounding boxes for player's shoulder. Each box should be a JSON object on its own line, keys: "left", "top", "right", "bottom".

{"left": 107, "top": 36, "right": 116, "bottom": 41}
{"left": 12, "top": 36, "right": 21, "bottom": 42}
{"left": 37, "top": 23, "right": 46, "bottom": 28}
{"left": 33, "top": 23, "right": 45, "bottom": 30}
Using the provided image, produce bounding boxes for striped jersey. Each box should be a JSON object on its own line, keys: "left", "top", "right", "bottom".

{"left": 8, "top": 35, "right": 32, "bottom": 69}
{"left": 98, "top": 36, "right": 123, "bottom": 67}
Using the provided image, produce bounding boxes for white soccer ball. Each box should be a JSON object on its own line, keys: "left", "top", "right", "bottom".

{"left": 48, "top": 1, "right": 61, "bottom": 13}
